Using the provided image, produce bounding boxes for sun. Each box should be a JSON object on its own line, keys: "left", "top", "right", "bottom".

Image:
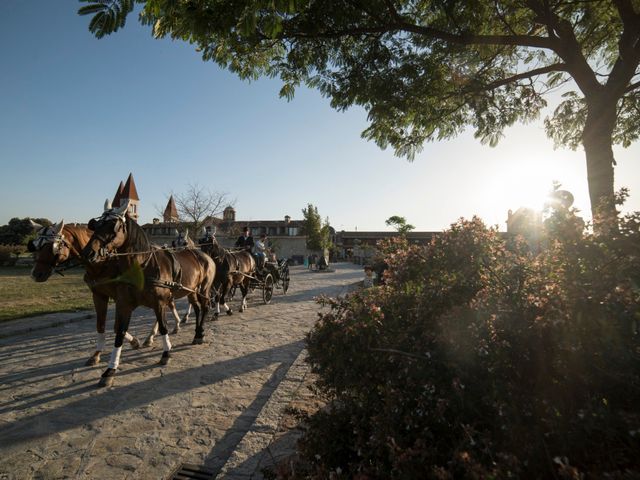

{"left": 480, "top": 153, "right": 568, "bottom": 225}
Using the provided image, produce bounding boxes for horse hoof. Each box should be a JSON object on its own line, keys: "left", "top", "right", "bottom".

{"left": 159, "top": 351, "right": 171, "bottom": 365}
{"left": 85, "top": 356, "right": 100, "bottom": 367}
{"left": 172, "top": 327, "right": 180, "bottom": 335}
{"left": 142, "top": 338, "right": 153, "bottom": 348}
{"left": 192, "top": 337, "right": 204, "bottom": 345}
{"left": 226, "top": 310, "right": 233, "bottom": 316}
{"left": 98, "top": 368, "right": 116, "bottom": 387}
{"left": 130, "top": 337, "right": 141, "bottom": 350}
{"left": 98, "top": 376, "right": 115, "bottom": 388}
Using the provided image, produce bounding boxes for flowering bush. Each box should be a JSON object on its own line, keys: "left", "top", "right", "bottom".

{"left": 295, "top": 210, "right": 640, "bottom": 479}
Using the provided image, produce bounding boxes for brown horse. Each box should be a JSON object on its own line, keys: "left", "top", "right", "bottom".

{"left": 82, "top": 202, "right": 216, "bottom": 387}
{"left": 199, "top": 232, "right": 255, "bottom": 315}
{"left": 28, "top": 221, "right": 188, "bottom": 364}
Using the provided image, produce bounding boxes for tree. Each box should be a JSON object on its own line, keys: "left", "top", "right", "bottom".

{"left": 80, "top": 1, "right": 640, "bottom": 232}
{"left": 0, "top": 217, "right": 52, "bottom": 245}
{"left": 301, "top": 204, "right": 332, "bottom": 251}
{"left": 385, "top": 215, "right": 415, "bottom": 235}
{"left": 169, "top": 184, "right": 231, "bottom": 234}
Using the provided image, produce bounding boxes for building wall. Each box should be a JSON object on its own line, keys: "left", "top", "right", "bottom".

{"left": 217, "top": 235, "right": 308, "bottom": 264}
{"left": 141, "top": 226, "right": 310, "bottom": 264}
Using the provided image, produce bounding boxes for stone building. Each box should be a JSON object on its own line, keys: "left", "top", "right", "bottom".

{"left": 111, "top": 173, "right": 140, "bottom": 222}
{"left": 141, "top": 200, "right": 312, "bottom": 264}
{"left": 336, "top": 231, "right": 436, "bottom": 264}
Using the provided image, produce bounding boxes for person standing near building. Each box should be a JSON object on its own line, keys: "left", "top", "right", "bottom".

{"left": 235, "top": 227, "right": 254, "bottom": 252}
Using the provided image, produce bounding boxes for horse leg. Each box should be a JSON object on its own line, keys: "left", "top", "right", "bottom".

{"left": 143, "top": 319, "right": 159, "bottom": 348}
{"left": 239, "top": 280, "right": 249, "bottom": 312}
{"left": 182, "top": 304, "right": 192, "bottom": 325}
{"left": 217, "top": 281, "right": 233, "bottom": 316}
{"left": 99, "top": 305, "right": 133, "bottom": 387}
{"left": 223, "top": 280, "right": 233, "bottom": 315}
{"left": 190, "top": 293, "right": 204, "bottom": 345}
{"left": 124, "top": 329, "right": 140, "bottom": 349}
{"left": 155, "top": 304, "right": 172, "bottom": 365}
{"left": 212, "top": 282, "right": 222, "bottom": 318}
{"left": 168, "top": 300, "right": 181, "bottom": 334}
{"left": 87, "top": 293, "right": 108, "bottom": 366}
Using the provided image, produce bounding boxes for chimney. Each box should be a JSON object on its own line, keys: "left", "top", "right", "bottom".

{"left": 284, "top": 215, "right": 291, "bottom": 224}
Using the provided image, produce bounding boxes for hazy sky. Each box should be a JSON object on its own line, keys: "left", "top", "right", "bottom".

{"left": 1, "top": 1, "right": 639, "bottom": 232}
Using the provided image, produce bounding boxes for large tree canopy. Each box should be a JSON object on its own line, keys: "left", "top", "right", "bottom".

{"left": 79, "top": 0, "right": 640, "bottom": 231}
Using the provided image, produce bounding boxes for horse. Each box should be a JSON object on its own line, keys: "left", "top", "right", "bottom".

{"left": 28, "top": 219, "right": 188, "bottom": 364}
{"left": 199, "top": 230, "right": 255, "bottom": 315}
{"left": 82, "top": 201, "right": 216, "bottom": 387}
{"left": 140, "top": 228, "right": 200, "bottom": 343}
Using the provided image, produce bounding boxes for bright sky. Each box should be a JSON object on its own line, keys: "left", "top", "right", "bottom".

{"left": 1, "top": 1, "right": 639, "bottom": 232}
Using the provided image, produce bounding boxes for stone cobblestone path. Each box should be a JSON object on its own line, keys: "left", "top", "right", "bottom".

{"left": 0, "top": 264, "right": 362, "bottom": 480}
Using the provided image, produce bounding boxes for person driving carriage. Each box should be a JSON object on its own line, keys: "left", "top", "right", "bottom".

{"left": 235, "top": 227, "right": 254, "bottom": 252}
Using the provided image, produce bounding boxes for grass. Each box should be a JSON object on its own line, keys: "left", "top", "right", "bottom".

{"left": 0, "top": 266, "right": 93, "bottom": 322}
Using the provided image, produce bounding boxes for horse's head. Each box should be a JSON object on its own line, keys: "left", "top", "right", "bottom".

{"left": 29, "top": 220, "right": 71, "bottom": 282}
{"left": 199, "top": 226, "right": 222, "bottom": 259}
{"left": 173, "top": 229, "right": 193, "bottom": 248}
{"left": 82, "top": 200, "right": 129, "bottom": 263}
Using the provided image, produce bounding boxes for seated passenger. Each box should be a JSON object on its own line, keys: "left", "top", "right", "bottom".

{"left": 254, "top": 234, "right": 268, "bottom": 270}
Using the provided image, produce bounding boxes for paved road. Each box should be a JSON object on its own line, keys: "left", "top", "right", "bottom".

{"left": 0, "top": 264, "right": 362, "bottom": 480}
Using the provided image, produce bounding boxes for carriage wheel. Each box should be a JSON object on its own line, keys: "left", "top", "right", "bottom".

{"left": 281, "top": 266, "right": 290, "bottom": 294}
{"left": 262, "top": 274, "right": 274, "bottom": 304}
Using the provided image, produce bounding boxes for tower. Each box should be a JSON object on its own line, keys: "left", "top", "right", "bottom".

{"left": 163, "top": 195, "right": 179, "bottom": 223}
{"left": 112, "top": 173, "right": 140, "bottom": 222}
{"left": 223, "top": 206, "right": 236, "bottom": 222}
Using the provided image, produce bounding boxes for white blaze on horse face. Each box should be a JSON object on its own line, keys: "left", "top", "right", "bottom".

{"left": 161, "top": 334, "right": 172, "bottom": 352}
{"left": 108, "top": 346, "right": 123, "bottom": 369}
{"left": 96, "top": 332, "right": 106, "bottom": 351}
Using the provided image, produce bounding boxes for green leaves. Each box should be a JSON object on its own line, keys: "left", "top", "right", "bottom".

{"left": 78, "top": 1, "right": 640, "bottom": 226}
{"left": 78, "top": 0, "right": 137, "bottom": 38}
{"left": 302, "top": 203, "right": 331, "bottom": 251}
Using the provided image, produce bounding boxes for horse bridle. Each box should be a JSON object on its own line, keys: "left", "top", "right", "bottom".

{"left": 31, "top": 228, "right": 69, "bottom": 257}
{"left": 90, "top": 212, "right": 127, "bottom": 259}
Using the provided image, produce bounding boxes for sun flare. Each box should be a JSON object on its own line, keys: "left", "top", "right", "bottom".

{"left": 479, "top": 151, "right": 581, "bottom": 227}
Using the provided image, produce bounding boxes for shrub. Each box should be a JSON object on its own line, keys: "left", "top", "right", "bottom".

{"left": 297, "top": 211, "right": 640, "bottom": 479}
{"left": 0, "top": 244, "right": 24, "bottom": 266}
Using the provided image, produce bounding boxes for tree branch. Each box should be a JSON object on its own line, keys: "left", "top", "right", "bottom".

{"left": 613, "top": 0, "right": 640, "bottom": 31}
{"left": 479, "top": 62, "right": 568, "bottom": 91}
{"left": 626, "top": 79, "right": 640, "bottom": 92}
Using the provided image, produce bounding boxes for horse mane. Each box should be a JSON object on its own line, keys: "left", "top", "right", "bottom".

{"left": 125, "top": 216, "right": 151, "bottom": 254}
{"left": 63, "top": 224, "right": 92, "bottom": 255}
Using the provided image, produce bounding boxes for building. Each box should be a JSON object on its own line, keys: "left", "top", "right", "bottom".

{"left": 141, "top": 201, "right": 313, "bottom": 263}
{"left": 336, "top": 230, "right": 437, "bottom": 264}
{"left": 111, "top": 173, "right": 140, "bottom": 222}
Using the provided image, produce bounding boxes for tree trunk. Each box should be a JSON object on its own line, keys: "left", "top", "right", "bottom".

{"left": 582, "top": 99, "right": 617, "bottom": 235}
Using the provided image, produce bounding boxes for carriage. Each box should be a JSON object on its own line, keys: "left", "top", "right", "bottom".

{"left": 228, "top": 257, "right": 290, "bottom": 304}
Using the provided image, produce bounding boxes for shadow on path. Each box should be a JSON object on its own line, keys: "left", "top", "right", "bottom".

{"left": 0, "top": 340, "right": 304, "bottom": 452}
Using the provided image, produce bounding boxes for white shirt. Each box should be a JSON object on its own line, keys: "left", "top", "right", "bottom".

{"left": 254, "top": 239, "right": 266, "bottom": 255}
